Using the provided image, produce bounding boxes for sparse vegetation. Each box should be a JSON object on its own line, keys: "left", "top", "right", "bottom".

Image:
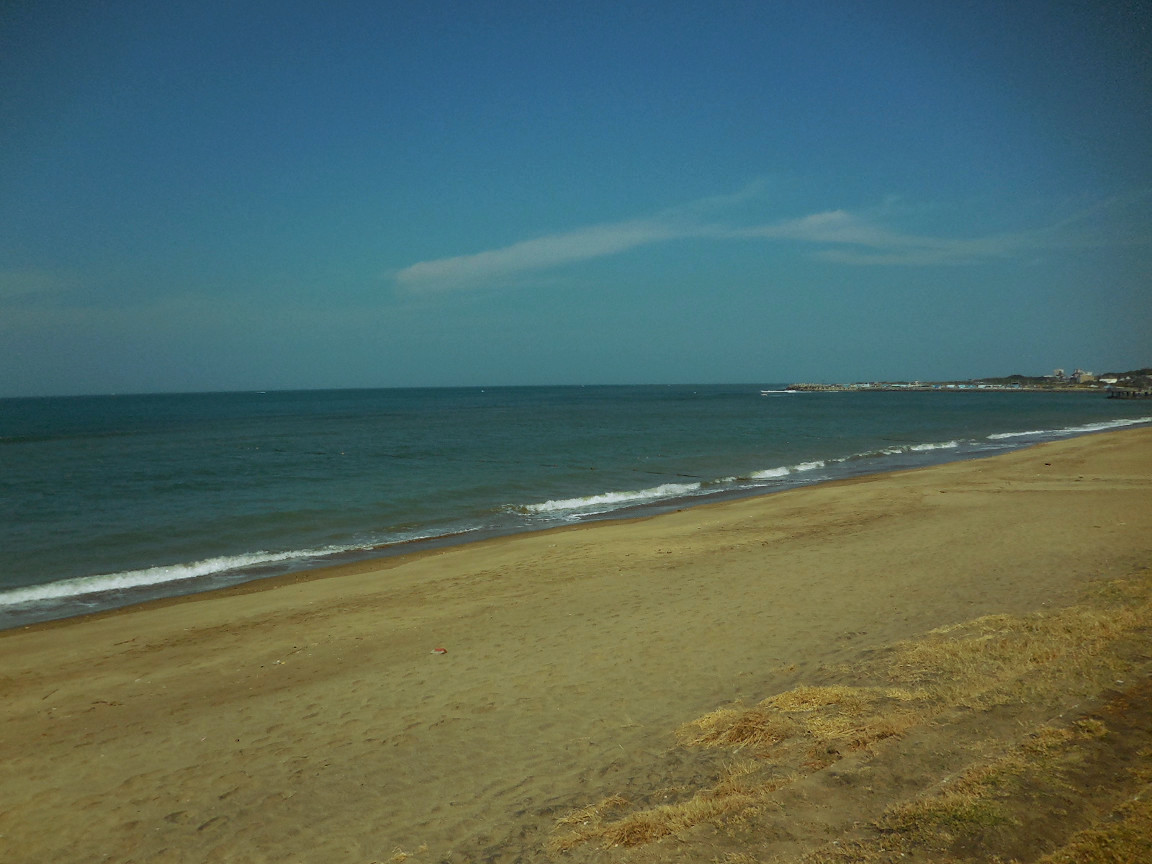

{"left": 547, "top": 569, "right": 1152, "bottom": 861}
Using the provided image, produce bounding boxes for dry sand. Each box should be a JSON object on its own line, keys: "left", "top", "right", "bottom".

{"left": 1, "top": 427, "right": 1150, "bottom": 863}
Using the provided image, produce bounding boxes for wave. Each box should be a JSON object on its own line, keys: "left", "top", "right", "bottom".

{"left": 0, "top": 545, "right": 371, "bottom": 608}
{"left": 0, "top": 521, "right": 494, "bottom": 610}
{"left": 514, "top": 481, "right": 703, "bottom": 515}
{"left": 750, "top": 460, "right": 826, "bottom": 479}
{"left": 910, "top": 440, "right": 960, "bottom": 451}
{"left": 515, "top": 460, "right": 834, "bottom": 518}
{"left": 987, "top": 416, "right": 1151, "bottom": 440}
{"left": 985, "top": 429, "right": 1047, "bottom": 440}
{"left": 507, "top": 435, "right": 1026, "bottom": 521}
{"left": 749, "top": 466, "right": 790, "bottom": 479}
{"left": 845, "top": 440, "right": 963, "bottom": 461}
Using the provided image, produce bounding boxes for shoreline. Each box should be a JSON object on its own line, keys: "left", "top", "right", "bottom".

{"left": 2, "top": 427, "right": 1150, "bottom": 862}
{"left": 0, "top": 461, "right": 949, "bottom": 634}
{"left": 4, "top": 415, "right": 1149, "bottom": 631}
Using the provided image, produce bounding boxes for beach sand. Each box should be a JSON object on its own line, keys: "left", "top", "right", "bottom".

{"left": 2, "top": 428, "right": 1150, "bottom": 863}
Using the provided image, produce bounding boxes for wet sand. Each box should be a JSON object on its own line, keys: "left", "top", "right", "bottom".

{"left": 2, "top": 427, "right": 1150, "bottom": 863}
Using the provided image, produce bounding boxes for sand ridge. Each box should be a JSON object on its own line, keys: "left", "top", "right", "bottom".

{"left": 1, "top": 428, "right": 1150, "bottom": 862}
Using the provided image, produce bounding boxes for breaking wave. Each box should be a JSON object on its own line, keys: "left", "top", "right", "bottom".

{"left": 987, "top": 416, "right": 1151, "bottom": 440}
{"left": 750, "top": 460, "right": 826, "bottom": 479}
{"left": 515, "top": 481, "right": 703, "bottom": 515}
{"left": 0, "top": 546, "right": 370, "bottom": 608}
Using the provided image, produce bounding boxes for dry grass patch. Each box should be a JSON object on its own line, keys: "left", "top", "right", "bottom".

{"left": 577, "top": 794, "right": 743, "bottom": 848}
{"left": 1032, "top": 742, "right": 1152, "bottom": 864}
{"left": 876, "top": 601, "right": 1148, "bottom": 712}
{"left": 676, "top": 705, "right": 800, "bottom": 751}
{"left": 381, "top": 845, "right": 428, "bottom": 864}
{"left": 680, "top": 685, "right": 930, "bottom": 751}
{"left": 1035, "top": 783, "right": 1152, "bottom": 864}
{"left": 548, "top": 574, "right": 1152, "bottom": 857}
{"left": 871, "top": 717, "right": 1130, "bottom": 858}
{"left": 548, "top": 762, "right": 792, "bottom": 852}
{"left": 879, "top": 751, "right": 1031, "bottom": 847}
{"left": 549, "top": 794, "right": 632, "bottom": 853}
{"left": 550, "top": 684, "right": 928, "bottom": 853}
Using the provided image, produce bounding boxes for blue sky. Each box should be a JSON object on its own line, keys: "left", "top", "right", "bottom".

{"left": 2, "top": 0, "right": 1150, "bottom": 396}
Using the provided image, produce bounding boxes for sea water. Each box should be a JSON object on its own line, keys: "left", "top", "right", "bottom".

{"left": 1, "top": 385, "right": 1148, "bottom": 628}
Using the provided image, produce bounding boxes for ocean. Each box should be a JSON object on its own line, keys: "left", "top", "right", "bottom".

{"left": 1, "top": 385, "right": 1149, "bottom": 629}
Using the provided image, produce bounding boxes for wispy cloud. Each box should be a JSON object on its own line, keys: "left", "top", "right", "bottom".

{"left": 739, "top": 209, "right": 1032, "bottom": 265}
{"left": 395, "top": 219, "right": 693, "bottom": 291}
{"left": 394, "top": 188, "right": 1149, "bottom": 290}
{"left": 393, "top": 182, "right": 780, "bottom": 292}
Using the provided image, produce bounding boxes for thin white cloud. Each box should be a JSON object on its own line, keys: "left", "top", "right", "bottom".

{"left": 394, "top": 189, "right": 1149, "bottom": 290}
{"left": 738, "top": 210, "right": 1031, "bottom": 265}
{"left": 395, "top": 219, "right": 691, "bottom": 291}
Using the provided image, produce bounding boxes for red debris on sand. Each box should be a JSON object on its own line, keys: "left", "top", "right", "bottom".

{"left": 431, "top": 647, "right": 448, "bottom": 654}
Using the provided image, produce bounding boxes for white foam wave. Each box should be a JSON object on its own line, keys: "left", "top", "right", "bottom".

{"left": 518, "top": 481, "right": 702, "bottom": 515}
{"left": 987, "top": 429, "right": 1046, "bottom": 440}
{"left": 859, "top": 440, "right": 963, "bottom": 458}
{"left": 794, "top": 460, "right": 827, "bottom": 471}
{"left": 988, "top": 416, "right": 1151, "bottom": 440}
{"left": 750, "top": 466, "right": 789, "bottom": 479}
{"left": 0, "top": 546, "right": 359, "bottom": 607}
{"left": 909, "top": 440, "right": 960, "bottom": 452}
{"left": 750, "top": 460, "right": 826, "bottom": 479}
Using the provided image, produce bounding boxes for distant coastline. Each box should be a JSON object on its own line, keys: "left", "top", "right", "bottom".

{"left": 784, "top": 366, "right": 1152, "bottom": 395}
{"left": 784, "top": 381, "right": 1102, "bottom": 393}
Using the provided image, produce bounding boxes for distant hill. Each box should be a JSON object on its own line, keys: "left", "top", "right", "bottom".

{"left": 1100, "top": 367, "right": 1152, "bottom": 386}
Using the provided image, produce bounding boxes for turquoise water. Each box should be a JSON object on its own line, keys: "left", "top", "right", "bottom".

{"left": 1, "top": 385, "right": 1148, "bottom": 627}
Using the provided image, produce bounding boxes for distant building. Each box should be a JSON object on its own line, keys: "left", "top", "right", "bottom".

{"left": 1052, "top": 368, "right": 1066, "bottom": 379}
{"left": 1071, "top": 369, "right": 1095, "bottom": 383}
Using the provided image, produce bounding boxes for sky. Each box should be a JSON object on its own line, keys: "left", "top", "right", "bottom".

{"left": 2, "top": 0, "right": 1150, "bottom": 396}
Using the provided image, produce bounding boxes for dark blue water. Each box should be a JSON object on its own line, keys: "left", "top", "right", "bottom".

{"left": 1, "top": 385, "right": 1148, "bottom": 627}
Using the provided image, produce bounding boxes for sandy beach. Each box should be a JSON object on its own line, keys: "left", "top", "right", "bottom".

{"left": 2, "top": 427, "right": 1151, "bottom": 863}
